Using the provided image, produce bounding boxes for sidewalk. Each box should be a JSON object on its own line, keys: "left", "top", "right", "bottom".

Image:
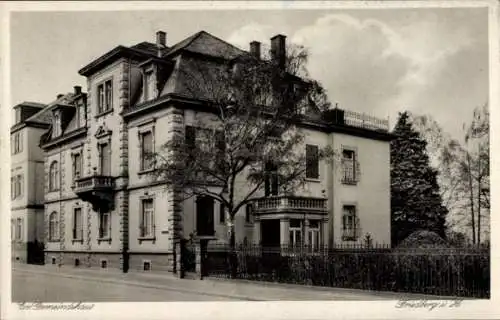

{"left": 12, "top": 263, "right": 450, "bottom": 301}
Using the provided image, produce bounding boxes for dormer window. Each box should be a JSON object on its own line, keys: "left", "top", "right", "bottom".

{"left": 53, "top": 113, "right": 61, "bottom": 137}
{"left": 144, "top": 70, "right": 155, "bottom": 101}
{"left": 97, "top": 79, "right": 113, "bottom": 115}
{"left": 15, "top": 108, "right": 21, "bottom": 124}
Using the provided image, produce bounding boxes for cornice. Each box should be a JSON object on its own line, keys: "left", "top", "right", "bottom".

{"left": 78, "top": 46, "right": 157, "bottom": 77}
{"left": 40, "top": 127, "right": 87, "bottom": 150}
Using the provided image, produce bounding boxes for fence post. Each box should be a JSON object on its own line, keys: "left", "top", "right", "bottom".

{"left": 195, "top": 240, "right": 203, "bottom": 279}
{"left": 175, "top": 241, "right": 182, "bottom": 278}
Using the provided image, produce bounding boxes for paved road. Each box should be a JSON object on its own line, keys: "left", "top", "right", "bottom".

{"left": 12, "top": 264, "right": 451, "bottom": 302}
{"left": 13, "top": 268, "right": 239, "bottom": 302}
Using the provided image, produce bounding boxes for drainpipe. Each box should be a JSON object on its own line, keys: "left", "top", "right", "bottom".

{"left": 58, "top": 145, "right": 63, "bottom": 266}
{"left": 328, "top": 132, "right": 335, "bottom": 248}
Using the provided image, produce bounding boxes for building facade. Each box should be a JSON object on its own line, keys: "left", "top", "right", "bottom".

{"left": 10, "top": 102, "right": 49, "bottom": 263}
{"left": 20, "top": 30, "right": 392, "bottom": 272}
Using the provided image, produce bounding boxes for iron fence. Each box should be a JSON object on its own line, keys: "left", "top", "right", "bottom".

{"left": 204, "top": 244, "right": 490, "bottom": 298}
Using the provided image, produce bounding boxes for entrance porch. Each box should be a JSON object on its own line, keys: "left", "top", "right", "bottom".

{"left": 252, "top": 196, "right": 329, "bottom": 249}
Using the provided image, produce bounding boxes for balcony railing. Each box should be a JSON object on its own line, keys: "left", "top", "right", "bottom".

{"left": 343, "top": 110, "right": 389, "bottom": 132}
{"left": 342, "top": 227, "right": 362, "bottom": 241}
{"left": 73, "top": 174, "right": 115, "bottom": 212}
{"left": 253, "top": 196, "right": 327, "bottom": 214}
{"left": 74, "top": 175, "right": 115, "bottom": 192}
{"left": 323, "top": 108, "right": 389, "bottom": 132}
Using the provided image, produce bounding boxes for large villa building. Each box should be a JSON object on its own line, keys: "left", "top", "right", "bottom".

{"left": 11, "top": 30, "right": 393, "bottom": 272}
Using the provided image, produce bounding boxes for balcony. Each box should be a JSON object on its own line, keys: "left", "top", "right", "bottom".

{"left": 73, "top": 175, "right": 115, "bottom": 212}
{"left": 323, "top": 108, "right": 389, "bottom": 132}
{"left": 253, "top": 196, "right": 327, "bottom": 215}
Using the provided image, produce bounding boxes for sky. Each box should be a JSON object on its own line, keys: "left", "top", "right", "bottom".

{"left": 9, "top": 7, "right": 489, "bottom": 140}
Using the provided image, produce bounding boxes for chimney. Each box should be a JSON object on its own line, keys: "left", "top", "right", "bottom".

{"left": 74, "top": 86, "right": 82, "bottom": 95}
{"left": 156, "top": 31, "right": 166, "bottom": 58}
{"left": 156, "top": 31, "right": 166, "bottom": 47}
{"left": 270, "top": 34, "right": 286, "bottom": 69}
{"left": 249, "top": 41, "right": 261, "bottom": 59}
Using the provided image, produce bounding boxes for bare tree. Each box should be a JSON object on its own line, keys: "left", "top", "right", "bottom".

{"left": 148, "top": 43, "right": 335, "bottom": 269}
{"left": 413, "top": 103, "right": 489, "bottom": 245}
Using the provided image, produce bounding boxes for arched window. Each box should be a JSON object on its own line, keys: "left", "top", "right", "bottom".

{"left": 49, "top": 161, "right": 59, "bottom": 191}
{"left": 49, "top": 211, "right": 59, "bottom": 241}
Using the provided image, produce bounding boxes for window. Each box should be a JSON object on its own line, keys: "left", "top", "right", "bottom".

{"left": 342, "top": 205, "right": 359, "bottom": 241}
{"left": 196, "top": 196, "right": 214, "bottom": 236}
{"left": 105, "top": 80, "right": 113, "bottom": 110}
{"left": 145, "top": 71, "right": 155, "bottom": 100}
{"left": 97, "top": 84, "right": 105, "bottom": 113}
{"left": 219, "top": 202, "right": 225, "bottom": 224}
{"left": 12, "top": 132, "right": 22, "bottom": 154}
{"left": 72, "top": 208, "right": 83, "bottom": 240}
{"left": 143, "top": 261, "right": 151, "bottom": 271}
{"left": 49, "top": 212, "right": 59, "bottom": 241}
{"left": 15, "top": 108, "right": 21, "bottom": 124}
{"left": 215, "top": 130, "right": 225, "bottom": 162}
{"left": 99, "top": 211, "right": 110, "bottom": 239}
{"left": 72, "top": 153, "right": 82, "bottom": 180}
{"left": 264, "top": 162, "right": 279, "bottom": 196}
{"left": 49, "top": 161, "right": 59, "bottom": 191}
{"left": 306, "top": 144, "right": 319, "bottom": 179}
{"left": 140, "top": 131, "right": 153, "bottom": 171}
{"left": 308, "top": 220, "right": 320, "bottom": 251}
{"left": 101, "top": 259, "right": 108, "bottom": 269}
{"left": 245, "top": 204, "right": 253, "bottom": 223}
{"left": 98, "top": 143, "right": 111, "bottom": 176}
{"left": 342, "top": 149, "right": 357, "bottom": 184}
{"left": 54, "top": 113, "right": 61, "bottom": 137}
{"left": 289, "top": 219, "right": 302, "bottom": 247}
{"left": 97, "top": 80, "right": 113, "bottom": 114}
{"left": 11, "top": 174, "right": 23, "bottom": 199}
{"left": 185, "top": 126, "right": 196, "bottom": 148}
{"left": 15, "top": 218, "right": 22, "bottom": 241}
{"left": 140, "top": 199, "right": 154, "bottom": 238}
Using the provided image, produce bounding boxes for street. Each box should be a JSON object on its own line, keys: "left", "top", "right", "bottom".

{"left": 11, "top": 263, "right": 444, "bottom": 302}
{"left": 12, "top": 266, "right": 238, "bottom": 302}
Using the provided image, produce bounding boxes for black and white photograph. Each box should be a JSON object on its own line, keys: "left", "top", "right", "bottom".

{"left": 1, "top": 1, "right": 497, "bottom": 319}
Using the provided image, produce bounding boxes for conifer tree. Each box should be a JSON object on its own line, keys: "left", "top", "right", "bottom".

{"left": 390, "top": 112, "right": 447, "bottom": 245}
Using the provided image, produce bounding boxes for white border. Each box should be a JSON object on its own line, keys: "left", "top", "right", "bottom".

{"left": 1, "top": 1, "right": 498, "bottom": 319}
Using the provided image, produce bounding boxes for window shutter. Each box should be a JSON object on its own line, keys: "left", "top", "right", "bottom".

{"left": 141, "top": 132, "right": 153, "bottom": 170}
{"left": 306, "top": 144, "right": 319, "bottom": 179}
{"left": 20, "top": 175, "right": 24, "bottom": 197}
{"left": 219, "top": 202, "right": 225, "bottom": 224}
{"left": 271, "top": 173, "right": 279, "bottom": 196}
{"left": 355, "top": 151, "right": 361, "bottom": 182}
{"left": 105, "top": 81, "right": 113, "bottom": 110}
{"left": 101, "top": 144, "right": 111, "bottom": 175}
{"left": 19, "top": 132, "right": 23, "bottom": 152}
{"left": 264, "top": 174, "right": 270, "bottom": 196}
{"left": 245, "top": 204, "right": 252, "bottom": 223}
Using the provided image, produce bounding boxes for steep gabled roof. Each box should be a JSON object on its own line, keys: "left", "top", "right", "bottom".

{"left": 165, "top": 31, "right": 245, "bottom": 60}
{"left": 130, "top": 41, "right": 163, "bottom": 55}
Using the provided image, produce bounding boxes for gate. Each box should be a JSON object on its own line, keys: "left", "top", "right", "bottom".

{"left": 180, "top": 239, "right": 196, "bottom": 276}
{"left": 27, "top": 240, "right": 45, "bottom": 265}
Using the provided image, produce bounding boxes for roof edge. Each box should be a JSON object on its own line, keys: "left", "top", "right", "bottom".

{"left": 78, "top": 46, "right": 156, "bottom": 77}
